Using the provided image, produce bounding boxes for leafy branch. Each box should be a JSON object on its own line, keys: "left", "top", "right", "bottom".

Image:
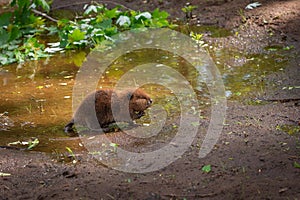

{"left": 0, "top": 1, "right": 173, "bottom": 66}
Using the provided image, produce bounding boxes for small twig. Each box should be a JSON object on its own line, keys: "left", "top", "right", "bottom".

{"left": 52, "top": 0, "right": 133, "bottom": 11}
{"left": 106, "top": 193, "right": 115, "bottom": 199}
{"left": 258, "top": 97, "right": 300, "bottom": 103}
{"left": 49, "top": 137, "right": 81, "bottom": 141}
{"left": 31, "top": 9, "right": 58, "bottom": 23}
{"left": 0, "top": 146, "right": 24, "bottom": 150}
{"left": 163, "top": 192, "right": 217, "bottom": 198}
{"left": 33, "top": 0, "right": 134, "bottom": 24}
{"left": 288, "top": 155, "right": 299, "bottom": 159}
{"left": 101, "top": 0, "right": 133, "bottom": 10}
{"left": 51, "top": 0, "right": 91, "bottom": 10}
{"left": 32, "top": 8, "right": 78, "bottom": 25}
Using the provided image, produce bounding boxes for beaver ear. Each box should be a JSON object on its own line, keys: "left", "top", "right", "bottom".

{"left": 127, "top": 91, "right": 133, "bottom": 100}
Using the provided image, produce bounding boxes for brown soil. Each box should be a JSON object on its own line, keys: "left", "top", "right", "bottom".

{"left": 1, "top": 0, "right": 300, "bottom": 199}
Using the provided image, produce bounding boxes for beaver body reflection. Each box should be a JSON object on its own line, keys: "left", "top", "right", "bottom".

{"left": 64, "top": 88, "right": 152, "bottom": 133}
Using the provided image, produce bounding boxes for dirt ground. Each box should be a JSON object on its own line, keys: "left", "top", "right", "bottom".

{"left": 1, "top": 0, "right": 300, "bottom": 199}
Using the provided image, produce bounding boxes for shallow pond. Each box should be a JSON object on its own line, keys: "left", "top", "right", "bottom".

{"left": 0, "top": 26, "right": 292, "bottom": 159}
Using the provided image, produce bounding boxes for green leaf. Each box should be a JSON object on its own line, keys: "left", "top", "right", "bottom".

{"left": 13, "top": 0, "right": 31, "bottom": 25}
{"left": 69, "top": 29, "right": 85, "bottom": 42}
{"left": 57, "top": 19, "right": 70, "bottom": 27}
{"left": 0, "top": 54, "right": 8, "bottom": 65}
{"left": 294, "top": 161, "right": 300, "bottom": 169}
{"left": 66, "top": 146, "right": 74, "bottom": 154}
{"left": 0, "top": 28, "right": 9, "bottom": 46}
{"left": 283, "top": 45, "right": 294, "bottom": 50}
{"left": 45, "top": 26, "right": 59, "bottom": 35}
{"left": 110, "top": 143, "right": 118, "bottom": 148}
{"left": 130, "top": 10, "right": 137, "bottom": 17}
{"left": 35, "top": 0, "right": 50, "bottom": 12}
{"left": 8, "top": 26, "right": 21, "bottom": 41}
{"left": 151, "top": 19, "right": 169, "bottom": 28}
{"left": 95, "top": 19, "right": 113, "bottom": 29}
{"left": 17, "top": 0, "right": 29, "bottom": 10}
{"left": 66, "top": 147, "right": 76, "bottom": 159}
{"left": 152, "top": 8, "right": 169, "bottom": 19}
{"left": 10, "top": 0, "right": 16, "bottom": 6}
{"left": 59, "top": 32, "right": 69, "bottom": 48}
{"left": 27, "top": 138, "right": 39, "bottom": 150}
{"left": 0, "top": 12, "right": 12, "bottom": 26}
{"left": 201, "top": 164, "right": 211, "bottom": 173}
{"left": 150, "top": 9, "right": 170, "bottom": 28}
{"left": 103, "top": 27, "right": 117, "bottom": 36}
{"left": 104, "top": 7, "right": 119, "bottom": 19}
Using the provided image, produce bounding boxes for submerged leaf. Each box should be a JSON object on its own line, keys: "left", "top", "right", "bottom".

{"left": 72, "top": 51, "right": 87, "bottom": 67}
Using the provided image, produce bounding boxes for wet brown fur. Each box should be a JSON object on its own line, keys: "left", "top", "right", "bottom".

{"left": 64, "top": 88, "right": 152, "bottom": 133}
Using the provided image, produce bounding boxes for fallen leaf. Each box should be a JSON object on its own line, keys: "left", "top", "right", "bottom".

{"left": 278, "top": 187, "right": 288, "bottom": 193}
{"left": 245, "top": 2, "right": 262, "bottom": 10}
{"left": 294, "top": 161, "right": 300, "bottom": 169}
{"left": 201, "top": 164, "right": 211, "bottom": 173}
{"left": 0, "top": 172, "right": 11, "bottom": 176}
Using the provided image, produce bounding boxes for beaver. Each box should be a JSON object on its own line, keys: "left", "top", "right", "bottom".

{"left": 64, "top": 88, "right": 152, "bottom": 134}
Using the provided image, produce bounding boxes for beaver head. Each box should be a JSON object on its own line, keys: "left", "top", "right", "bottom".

{"left": 127, "top": 88, "right": 152, "bottom": 120}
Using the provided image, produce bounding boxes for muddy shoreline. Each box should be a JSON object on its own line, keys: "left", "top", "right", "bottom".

{"left": 1, "top": 0, "right": 300, "bottom": 199}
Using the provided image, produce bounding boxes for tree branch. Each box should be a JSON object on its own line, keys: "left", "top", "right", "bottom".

{"left": 31, "top": 9, "right": 58, "bottom": 23}
{"left": 51, "top": 0, "right": 133, "bottom": 11}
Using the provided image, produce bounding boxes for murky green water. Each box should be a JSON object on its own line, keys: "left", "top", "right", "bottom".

{"left": 0, "top": 25, "right": 293, "bottom": 156}
{"left": 212, "top": 48, "right": 289, "bottom": 99}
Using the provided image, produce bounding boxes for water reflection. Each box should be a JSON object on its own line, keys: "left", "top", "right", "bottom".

{"left": 0, "top": 53, "right": 79, "bottom": 153}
